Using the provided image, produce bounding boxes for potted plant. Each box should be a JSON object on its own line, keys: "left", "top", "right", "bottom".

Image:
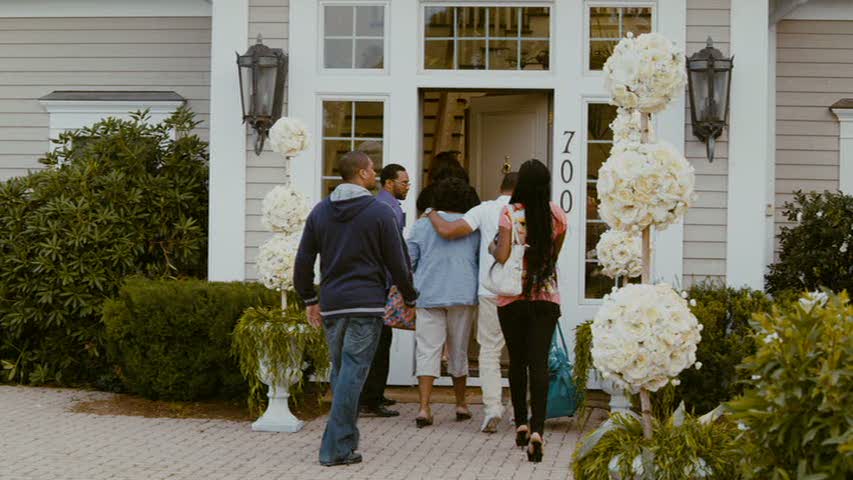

{"left": 233, "top": 291, "right": 329, "bottom": 432}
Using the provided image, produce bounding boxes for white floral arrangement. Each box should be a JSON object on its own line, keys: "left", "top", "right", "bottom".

{"left": 603, "top": 32, "right": 687, "bottom": 114}
{"left": 610, "top": 107, "right": 643, "bottom": 146}
{"left": 256, "top": 233, "right": 301, "bottom": 291}
{"left": 595, "top": 229, "right": 643, "bottom": 279}
{"left": 597, "top": 140, "right": 696, "bottom": 232}
{"left": 268, "top": 117, "right": 310, "bottom": 157}
{"left": 591, "top": 283, "right": 703, "bottom": 393}
{"left": 261, "top": 185, "right": 311, "bottom": 235}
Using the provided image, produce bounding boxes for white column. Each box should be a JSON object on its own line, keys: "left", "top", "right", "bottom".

{"left": 653, "top": 0, "right": 687, "bottom": 286}
{"left": 208, "top": 0, "right": 249, "bottom": 281}
{"left": 831, "top": 105, "right": 853, "bottom": 194}
{"left": 726, "top": 0, "right": 773, "bottom": 290}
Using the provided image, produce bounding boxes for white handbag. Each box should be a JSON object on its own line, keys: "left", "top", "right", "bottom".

{"left": 482, "top": 207, "right": 526, "bottom": 296}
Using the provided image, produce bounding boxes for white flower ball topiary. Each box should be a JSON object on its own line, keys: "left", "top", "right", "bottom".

{"left": 256, "top": 233, "right": 301, "bottom": 291}
{"left": 595, "top": 229, "right": 643, "bottom": 279}
{"left": 268, "top": 117, "right": 310, "bottom": 157}
{"left": 261, "top": 185, "right": 311, "bottom": 236}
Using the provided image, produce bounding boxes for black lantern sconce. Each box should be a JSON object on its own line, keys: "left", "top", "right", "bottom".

{"left": 237, "top": 35, "right": 288, "bottom": 155}
{"left": 686, "top": 37, "right": 733, "bottom": 163}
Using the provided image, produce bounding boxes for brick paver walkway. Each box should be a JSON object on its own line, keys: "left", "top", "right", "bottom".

{"left": 0, "top": 386, "right": 600, "bottom": 480}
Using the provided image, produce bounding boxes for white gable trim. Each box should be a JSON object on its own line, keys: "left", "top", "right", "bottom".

{"left": 831, "top": 107, "right": 853, "bottom": 194}
{"left": 2, "top": 0, "right": 211, "bottom": 18}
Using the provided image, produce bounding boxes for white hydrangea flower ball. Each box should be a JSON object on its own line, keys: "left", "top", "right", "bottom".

{"left": 268, "top": 117, "right": 310, "bottom": 157}
{"left": 591, "top": 283, "right": 703, "bottom": 393}
{"left": 595, "top": 229, "right": 643, "bottom": 279}
{"left": 261, "top": 185, "right": 311, "bottom": 235}
{"left": 256, "top": 233, "right": 301, "bottom": 291}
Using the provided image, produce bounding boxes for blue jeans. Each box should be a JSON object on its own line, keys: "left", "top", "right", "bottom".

{"left": 319, "top": 316, "right": 383, "bottom": 464}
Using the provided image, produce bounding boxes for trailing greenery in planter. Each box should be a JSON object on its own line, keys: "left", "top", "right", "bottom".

{"left": 728, "top": 290, "right": 853, "bottom": 479}
{"left": 232, "top": 293, "right": 330, "bottom": 416}
{"left": 766, "top": 190, "right": 853, "bottom": 294}
{"left": 0, "top": 109, "right": 208, "bottom": 386}
{"left": 573, "top": 320, "right": 593, "bottom": 419}
{"left": 103, "top": 277, "right": 278, "bottom": 400}
{"left": 573, "top": 406, "right": 742, "bottom": 479}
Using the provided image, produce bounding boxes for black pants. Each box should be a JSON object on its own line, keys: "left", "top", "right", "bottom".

{"left": 498, "top": 300, "right": 560, "bottom": 436}
{"left": 359, "top": 324, "right": 392, "bottom": 407}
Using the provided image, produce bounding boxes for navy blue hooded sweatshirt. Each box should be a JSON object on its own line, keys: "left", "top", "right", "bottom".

{"left": 293, "top": 187, "right": 417, "bottom": 319}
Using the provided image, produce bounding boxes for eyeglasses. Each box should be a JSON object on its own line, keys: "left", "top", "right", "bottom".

{"left": 394, "top": 179, "right": 411, "bottom": 187}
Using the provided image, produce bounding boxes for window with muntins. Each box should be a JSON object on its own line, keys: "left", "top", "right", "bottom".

{"left": 323, "top": 4, "right": 386, "bottom": 69}
{"left": 321, "top": 100, "right": 385, "bottom": 197}
{"left": 584, "top": 103, "right": 640, "bottom": 299}
{"left": 424, "top": 5, "right": 550, "bottom": 70}
{"left": 588, "top": 6, "right": 652, "bottom": 71}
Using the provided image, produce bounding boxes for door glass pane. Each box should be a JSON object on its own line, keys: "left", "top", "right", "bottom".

{"left": 456, "top": 7, "right": 487, "bottom": 37}
{"left": 588, "top": 6, "right": 653, "bottom": 71}
{"left": 588, "top": 104, "right": 617, "bottom": 141}
{"left": 325, "top": 6, "right": 354, "bottom": 36}
{"left": 590, "top": 40, "right": 618, "bottom": 71}
{"left": 322, "top": 100, "right": 385, "bottom": 198}
{"left": 522, "top": 7, "right": 550, "bottom": 38}
{"left": 325, "top": 39, "right": 353, "bottom": 69}
{"left": 585, "top": 103, "right": 619, "bottom": 299}
{"left": 589, "top": 7, "right": 620, "bottom": 38}
{"left": 520, "top": 40, "right": 549, "bottom": 70}
{"left": 490, "top": 7, "right": 518, "bottom": 36}
{"left": 355, "top": 39, "right": 384, "bottom": 69}
{"left": 622, "top": 8, "right": 652, "bottom": 37}
{"left": 425, "top": 40, "right": 454, "bottom": 69}
{"left": 425, "top": 6, "right": 454, "bottom": 37}
{"left": 356, "top": 5, "right": 385, "bottom": 36}
{"left": 458, "top": 40, "right": 486, "bottom": 69}
{"left": 489, "top": 39, "right": 518, "bottom": 70}
{"left": 585, "top": 262, "right": 615, "bottom": 299}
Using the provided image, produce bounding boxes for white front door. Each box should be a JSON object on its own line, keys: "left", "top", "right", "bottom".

{"left": 469, "top": 93, "right": 550, "bottom": 198}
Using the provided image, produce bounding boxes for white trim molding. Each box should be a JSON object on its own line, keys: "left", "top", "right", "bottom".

{"left": 207, "top": 0, "right": 248, "bottom": 281}
{"left": 831, "top": 100, "right": 853, "bottom": 194}
{"left": 39, "top": 91, "right": 186, "bottom": 150}
{"left": 727, "top": 0, "right": 773, "bottom": 290}
{"left": 1, "top": 0, "right": 211, "bottom": 17}
{"left": 782, "top": 0, "right": 853, "bottom": 21}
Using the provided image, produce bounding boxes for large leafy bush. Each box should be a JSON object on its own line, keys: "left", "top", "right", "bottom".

{"left": 766, "top": 190, "right": 853, "bottom": 294}
{"left": 103, "top": 278, "right": 279, "bottom": 401}
{"left": 728, "top": 291, "right": 853, "bottom": 479}
{"left": 0, "top": 110, "right": 208, "bottom": 385}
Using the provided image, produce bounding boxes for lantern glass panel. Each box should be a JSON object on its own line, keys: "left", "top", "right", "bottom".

{"left": 254, "top": 65, "right": 278, "bottom": 118}
{"left": 239, "top": 64, "right": 253, "bottom": 119}
{"left": 712, "top": 65, "right": 731, "bottom": 120}
{"left": 689, "top": 65, "right": 709, "bottom": 122}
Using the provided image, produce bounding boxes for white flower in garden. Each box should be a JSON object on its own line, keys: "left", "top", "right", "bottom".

{"left": 603, "top": 32, "right": 687, "bottom": 113}
{"left": 737, "top": 422, "right": 749, "bottom": 431}
{"left": 610, "top": 108, "right": 643, "bottom": 144}
{"left": 799, "top": 291, "right": 829, "bottom": 312}
{"left": 595, "top": 229, "right": 643, "bottom": 279}
{"left": 261, "top": 185, "right": 311, "bottom": 235}
{"left": 694, "top": 362, "right": 702, "bottom": 370}
{"left": 256, "top": 233, "right": 301, "bottom": 291}
{"left": 796, "top": 211, "right": 803, "bottom": 222}
{"left": 597, "top": 141, "right": 696, "bottom": 232}
{"left": 817, "top": 210, "right": 824, "bottom": 218}
{"left": 841, "top": 242, "right": 848, "bottom": 253}
{"left": 751, "top": 375, "right": 761, "bottom": 381}
{"left": 690, "top": 299, "right": 697, "bottom": 307}
{"left": 591, "top": 283, "right": 702, "bottom": 394}
{"left": 268, "top": 117, "right": 310, "bottom": 157}
{"left": 763, "top": 332, "right": 780, "bottom": 344}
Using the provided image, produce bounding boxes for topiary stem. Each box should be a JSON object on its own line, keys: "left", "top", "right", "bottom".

{"left": 642, "top": 227, "right": 652, "bottom": 284}
{"left": 640, "top": 388, "right": 653, "bottom": 439}
{"left": 281, "top": 290, "right": 288, "bottom": 310}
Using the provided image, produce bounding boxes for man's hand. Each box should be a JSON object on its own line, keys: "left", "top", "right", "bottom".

{"left": 306, "top": 304, "right": 322, "bottom": 328}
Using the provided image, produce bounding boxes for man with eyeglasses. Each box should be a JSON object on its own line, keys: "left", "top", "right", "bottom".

{"left": 359, "top": 163, "right": 411, "bottom": 417}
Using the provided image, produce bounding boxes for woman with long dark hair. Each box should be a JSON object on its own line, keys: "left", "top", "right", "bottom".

{"left": 489, "top": 159, "right": 567, "bottom": 463}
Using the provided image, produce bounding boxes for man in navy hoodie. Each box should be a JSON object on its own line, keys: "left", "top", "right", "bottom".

{"left": 294, "top": 150, "right": 417, "bottom": 467}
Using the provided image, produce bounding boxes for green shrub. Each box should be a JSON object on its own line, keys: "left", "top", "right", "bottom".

{"left": 665, "top": 284, "right": 776, "bottom": 414}
{"left": 103, "top": 277, "right": 279, "bottom": 401}
{"left": 573, "top": 407, "right": 743, "bottom": 480}
{"left": 0, "top": 109, "right": 209, "bottom": 385}
{"left": 232, "top": 296, "right": 330, "bottom": 415}
{"left": 766, "top": 190, "right": 853, "bottom": 294}
{"left": 728, "top": 290, "right": 853, "bottom": 479}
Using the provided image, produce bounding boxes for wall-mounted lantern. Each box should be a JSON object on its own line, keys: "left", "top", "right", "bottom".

{"left": 686, "top": 37, "right": 733, "bottom": 163}
{"left": 237, "top": 35, "right": 288, "bottom": 155}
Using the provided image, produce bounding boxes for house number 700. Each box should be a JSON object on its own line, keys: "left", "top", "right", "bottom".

{"left": 559, "top": 130, "right": 576, "bottom": 214}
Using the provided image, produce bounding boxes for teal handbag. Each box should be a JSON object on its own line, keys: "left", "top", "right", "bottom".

{"left": 546, "top": 321, "right": 578, "bottom": 419}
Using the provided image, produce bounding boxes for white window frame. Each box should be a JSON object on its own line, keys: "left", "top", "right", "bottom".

{"left": 831, "top": 106, "right": 853, "bottom": 194}
{"left": 317, "top": 95, "right": 390, "bottom": 194}
{"left": 583, "top": 0, "right": 656, "bottom": 76}
{"left": 418, "top": 1, "right": 554, "bottom": 74}
{"left": 319, "top": 1, "right": 391, "bottom": 75}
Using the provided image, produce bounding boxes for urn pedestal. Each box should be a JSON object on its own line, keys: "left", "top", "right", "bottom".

{"left": 251, "top": 353, "right": 305, "bottom": 433}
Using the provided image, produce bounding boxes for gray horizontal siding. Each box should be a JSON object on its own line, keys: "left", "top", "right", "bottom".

{"left": 246, "top": 0, "right": 290, "bottom": 280}
{"left": 683, "top": 0, "right": 730, "bottom": 288}
{"left": 0, "top": 16, "right": 211, "bottom": 182}
{"left": 774, "top": 20, "right": 846, "bottom": 257}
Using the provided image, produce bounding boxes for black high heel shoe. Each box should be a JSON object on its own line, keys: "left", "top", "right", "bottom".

{"left": 527, "top": 436, "right": 543, "bottom": 463}
{"left": 515, "top": 426, "right": 530, "bottom": 447}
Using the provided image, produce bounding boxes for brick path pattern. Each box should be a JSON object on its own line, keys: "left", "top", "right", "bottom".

{"left": 0, "top": 386, "right": 603, "bottom": 480}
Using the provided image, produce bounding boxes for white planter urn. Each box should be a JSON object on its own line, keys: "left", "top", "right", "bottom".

{"left": 600, "top": 377, "right": 632, "bottom": 415}
{"left": 251, "top": 347, "right": 306, "bottom": 433}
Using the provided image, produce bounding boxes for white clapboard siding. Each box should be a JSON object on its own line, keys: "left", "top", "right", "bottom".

{"left": 245, "top": 0, "right": 291, "bottom": 280}
{"left": 0, "top": 16, "right": 211, "bottom": 182}
{"left": 683, "top": 0, "right": 731, "bottom": 288}
{"left": 774, "top": 20, "right": 847, "bottom": 257}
